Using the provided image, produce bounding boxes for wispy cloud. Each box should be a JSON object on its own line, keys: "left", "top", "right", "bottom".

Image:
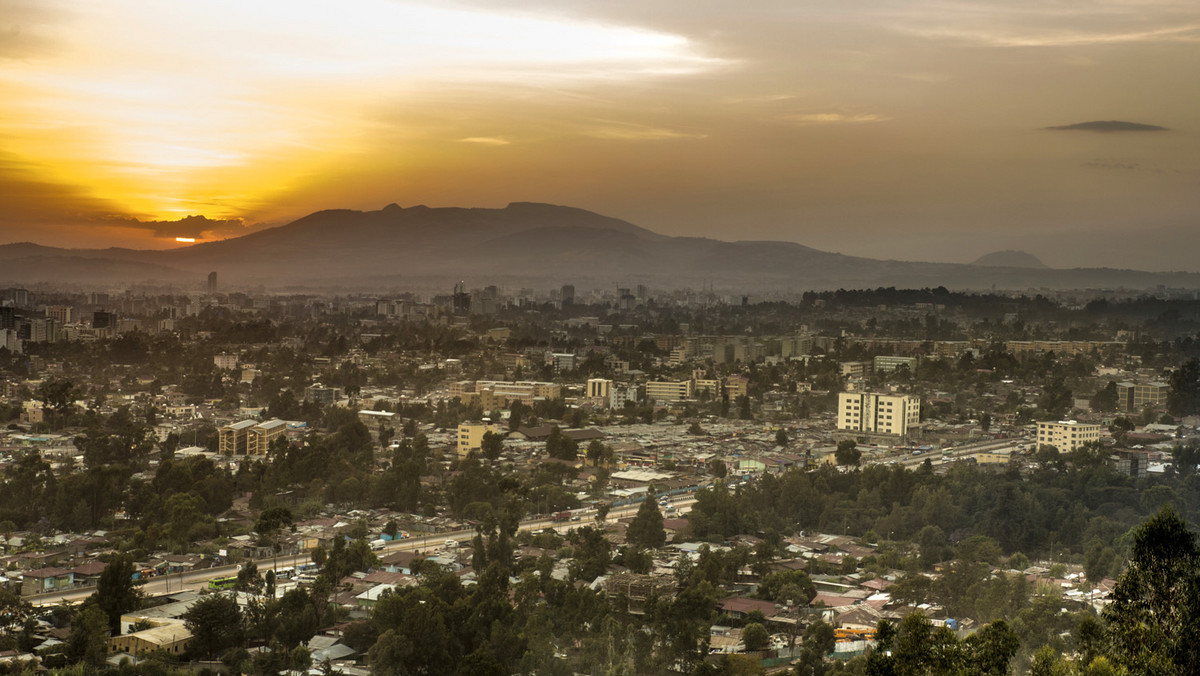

{"left": 782, "top": 112, "right": 890, "bottom": 126}
{"left": 582, "top": 122, "right": 706, "bottom": 141}
{"left": 908, "top": 22, "right": 1200, "bottom": 47}
{"left": 458, "top": 137, "right": 512, "bottom": 146}
{"left": 1048, "top": 120, "right": 1168, "bottom": 132}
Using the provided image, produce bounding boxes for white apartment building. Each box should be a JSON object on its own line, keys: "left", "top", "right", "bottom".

{"left": 1036, "top": 420, "right": 1103, "bottom": 452}
{"left": 837, "top": 392, "right": 920, "bottom": 437}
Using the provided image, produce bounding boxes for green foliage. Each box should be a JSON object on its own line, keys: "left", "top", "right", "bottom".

{"left": 803, "top": 619, "right": 835, "bottom": 656}
{"left": 183, "top": 594, "right": 243, "bottom": 658}
{"left": 758, "top": 569, "right": 817, "bottom": 605}
{"left": 480, "top": 430, "right": 504, "bottom": 460}
{"left": 67, "top": 604, "right": 109, "bottom": 668}
{"left": 1167, "top": 358, "right": 1200, "bottom": 417}
{"left": 545, "top": 426, "right": 578, "bottom": 461}
{"left": 835, "top": 440, "right": 861, "bottom": 466}
{"left": 743, "top": 622, "right": 769, "bottom": 652}
{"left": 626, "top": 495, "right": 666, "bottom": 550}
{"left": 1102, "top": 505, "right": 1200, "bottom": 675}
{"left": 94, "top": 555, "right": 143, "bottom": 633}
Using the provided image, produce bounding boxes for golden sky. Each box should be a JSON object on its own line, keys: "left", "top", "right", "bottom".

{"left": 2, "top": 0, "right": 1198, "bottom": 269}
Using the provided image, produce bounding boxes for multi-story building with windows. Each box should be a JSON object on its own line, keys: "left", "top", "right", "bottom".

{"left": 220, "top": 419, "right": 287, "bottom": 456}
{"left": 873, "top": 355, "right": 918, "bottom": 374}
{"left": 646, "top": 380, "right": 693, "bottom": 402}
{"left": 837, "top": 392, "right": 920, "bottom": 438}
{"left": 457, "top": 421, "right": 502, "bottom": 459}
{"left": 1115, "top": 382, "right": 1169, "bottom": 413}
{"left": 1036, "top": 420, "right": 1103, "bottom": 452}
{"left": 587, "top": 378, "right": 612, "bottom": 400}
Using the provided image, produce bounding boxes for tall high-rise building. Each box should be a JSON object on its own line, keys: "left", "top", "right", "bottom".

{"left": 560, "top": 284, "right": 575, "bottom": 306}
{"left": 452, "top": 281, "right": 471, "bottom": 315}
{"left": 46, "top": 306, "right": 72, "bottom": 324}
{"left": 92, "top": 310, "right": 114, "bottom": 330}
{"left": 207, "top": 271, "right": 218, "bottom": 294}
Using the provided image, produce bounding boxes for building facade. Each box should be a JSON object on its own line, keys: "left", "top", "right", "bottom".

{"left": 837, "top": 392, "right": 920, "bottom": 438}
{"left": 1036, "top": 420, "right": 1103, "bottom": 452}
{"left": 457, "top": 421, "right": 502, "bottom": 459}
{"left": 587, "top": 378, "right": 613, "bottom": 400}
{"left": 646, "top": 380, "right": 694, "bottom": 402}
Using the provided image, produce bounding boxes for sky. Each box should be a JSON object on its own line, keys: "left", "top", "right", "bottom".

{"left": 1, "top": 0, "right": 1198, "bottom": 270}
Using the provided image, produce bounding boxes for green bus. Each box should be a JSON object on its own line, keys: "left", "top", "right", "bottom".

{"left": 208, "top": 576, "right": 237, "bottom": 590}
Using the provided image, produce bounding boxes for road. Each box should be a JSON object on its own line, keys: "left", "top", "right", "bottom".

{"left": 883, "top": 437, "right": 1028, "bottom": 469}
{"left": 26, "top": 495, "right": 696, "bottom": 607}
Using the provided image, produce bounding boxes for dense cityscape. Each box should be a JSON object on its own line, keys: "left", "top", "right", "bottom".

{"left": 1, "top": 279, "right": 1199, "bottom": 674}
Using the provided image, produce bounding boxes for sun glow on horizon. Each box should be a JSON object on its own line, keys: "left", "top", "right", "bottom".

{"left": 0, "top": 0, "right": 718, "bottom": 222}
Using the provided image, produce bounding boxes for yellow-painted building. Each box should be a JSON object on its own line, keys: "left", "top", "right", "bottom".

{"left": 646, "top": 380, "right": 693, "bottom": 402}
{"left": 1036, "top": 420, "right": 1102, "bottom": 452}
{"left": 457, "top": 422, "right": 502, "bottom": 459}
{"left": 108, "top": 619, "right": 192, "bottom": 657}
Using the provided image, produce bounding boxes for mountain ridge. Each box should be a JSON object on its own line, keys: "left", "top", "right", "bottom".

{"left": 2, "top": 203, "right": 1199, "bottom": 291}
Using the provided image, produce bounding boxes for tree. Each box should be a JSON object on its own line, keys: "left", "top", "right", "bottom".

{"left": 1167, "top": 358, "right": 1200, "bottom": 417}
{"left": 803, "top": 619, "right": 835, "bottom": 656}
{"left": 710, "top": 457, "right": 727, "bottom": 478}
{"left": 183, "top": 594, "right": 244, "bottom": 658}
{"left": 255, "top": 506, "right": 294, "bottom": 536}
{"left": 237, "top": 561, "right": 263, "bottom": 595}
{"left": 775, "top": 429, "right": 789, "bottom": 446}
{"left": 1102, "top": 506, "right": 1200, "bottom": 675}
{"left": 964, "top": 619, "right": 1019, "bottom": 675}
{"left": 38, "top": 378, "right": 77, "bottom": 428}
{"left": 626, "top": 495, "right": 666, "bottom": 549}
{"left": 480, "top": 431, "right": 504, "bottom": 460}
{"left": 94, "top": 555, "right": 143, "bottom": 633}
{"left": 743, "top": 622, "right": 769, "bottom": 652}
{"left": 835, "top": 440, "right": 861, "bottom": 466}
{"left": 1091, "top": 381, "right": 1119, "bottom": 413}
{"left": 545, "top": 426, "right": 578, "bottom": 461}
{"left": 586, "top": 439, "right": 606, "bottom": 465}
{"left": 67, "top": 604, "right": 109, "bottom": 667}
{"left": 738, "top": 395, "right": 752, "bottom": 420}
{"left": 1038, "top": 379, "right": 1073, "bottom": 420}
{"left": 311, "top": 545, "right": 328, "bottom": 569}
{"left": 688, "top": 421, "right": 705, "bottom": 436}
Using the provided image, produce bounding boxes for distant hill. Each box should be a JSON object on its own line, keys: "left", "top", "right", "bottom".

{"left": 971, "top": 251, "right": 1049, "bottom": 269}
{"left": 2, "top": 202, "right": 1199, "bottom": 292}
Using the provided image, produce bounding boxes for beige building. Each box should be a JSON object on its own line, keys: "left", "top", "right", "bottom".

{"left": 476, "top": 380, "right": 561, "bottom": 409}
{"left": 587, "top": 378, "right": 613, "bottom": 400}
{"left": 1036, "top": 420, "right": 1103, "bottom": 452}
{"left": 1115, "top": 382, "right": 1168, "bottom": 413}
{"left": 837, "top": 392, "right": 920, "bottom": 437}
{"left": 645, "top": 379, "right": 694, "bottom": 402}
{"left": 213, "top": 353, "right": 239, "bottom": 370}
{"left": 457, "top": 421, "right": 502, "bottom": 459}
{"left": 108, "top": 619, "right": 192, "bottom": 657}
{"left": 220, "top": 418, "right": 286, "bottom": 456}
{"left": 724, "top": 374, "right": 749, "bottom": 399}
{"left": 247, "top": 419, "right": 287, "bottom": 454}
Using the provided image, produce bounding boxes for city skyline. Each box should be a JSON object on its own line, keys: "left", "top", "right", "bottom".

{"left": 2, "top": 0, "right": 1199, "bottom": 270}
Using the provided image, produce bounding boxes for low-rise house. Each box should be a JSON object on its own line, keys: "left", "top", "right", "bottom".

{"left": 106, "top": 620, "right": 192, "bottom": 657}
{"left": 21, "top": 568, "right": 73, "bottom": 595}
{"left": 71, "top": 561, "right": 108, "bottom": 587}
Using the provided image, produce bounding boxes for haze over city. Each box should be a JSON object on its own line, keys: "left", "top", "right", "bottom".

{"left": 2, "top": 0, "right": 1199, "bottom": 270}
